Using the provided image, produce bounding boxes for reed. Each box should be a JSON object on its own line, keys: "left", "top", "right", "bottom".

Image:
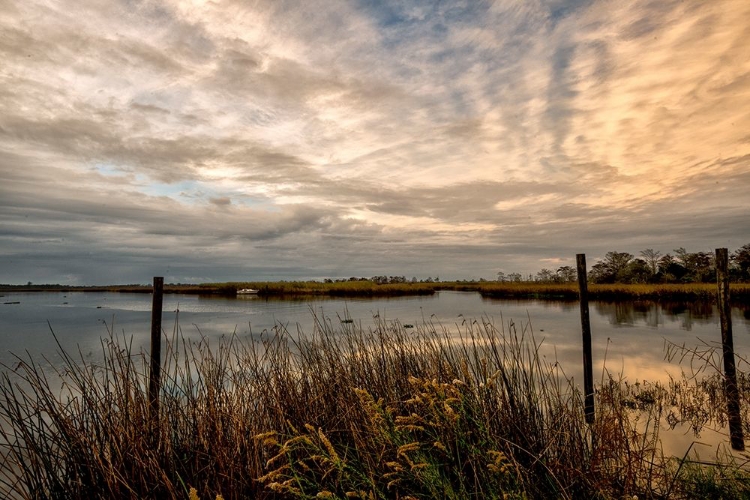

{"left": 204, "top": 281, "right": 750, "bottom": 302}
{"left": 479, "top": 282, "right": 750, "bottom": 302}
{"left": 221, "top": 281, "right": 437, "bottom": 297}
{"left": 0, "top": 315, "right": 747, "bottom": 498}
{"left": 6, "top": 282, "right": 750, "bottom": 302}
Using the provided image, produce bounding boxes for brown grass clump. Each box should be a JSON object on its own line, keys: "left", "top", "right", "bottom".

{"left": 0, "top": 314, "right": 748, "bottom": 498}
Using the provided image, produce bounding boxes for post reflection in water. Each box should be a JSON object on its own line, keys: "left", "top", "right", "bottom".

{"left": 2, "top": 291, "right": 749, "bottom": 382}
{"left": 480, "top": 296, "right": 750, "bottom": 419}
{"left": 2, "top": 291, "right": 750, "bottom": 458}
{"left": 482, "top": 297, "right": 750, "bottom": 458}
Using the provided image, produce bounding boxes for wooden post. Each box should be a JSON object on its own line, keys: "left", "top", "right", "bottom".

{"left": 148, "top": 277, "right": 164, "bottom": 428}
{"left": 577, "top": 254, "right": 595, "bottom": 424}
{"left": 716, "top": 248, "right": 744, "bottom": 451}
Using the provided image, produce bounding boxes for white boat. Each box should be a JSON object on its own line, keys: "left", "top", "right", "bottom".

{"left": 237, "top": 288, "right": 259, "bottom": 295}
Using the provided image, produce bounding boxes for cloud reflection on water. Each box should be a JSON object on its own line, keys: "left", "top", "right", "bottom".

{"left": 3, "top": 291, "right": 750, "bottom": 457}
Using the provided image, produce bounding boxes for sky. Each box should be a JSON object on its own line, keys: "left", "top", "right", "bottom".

{"left": 1, "top": 0, "right": 749, "bottom": 285}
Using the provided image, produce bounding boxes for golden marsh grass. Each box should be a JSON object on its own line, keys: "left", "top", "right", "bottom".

{"left": 0, "top": 314, "right": 748, "bottom": 498}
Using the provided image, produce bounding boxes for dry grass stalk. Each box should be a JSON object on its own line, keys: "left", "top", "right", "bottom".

{"left": 0, "top": 313, "right": 748, "bottom": 498}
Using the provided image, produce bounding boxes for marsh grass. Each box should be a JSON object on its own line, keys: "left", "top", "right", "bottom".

{"left": 203, "top": 281, "right": 439, "bottom": 297}
{"left": 479, "top": 283, "right": 750, "bottom": 302}
{"left": 7, "top": 282, "right": 750, "bottom": 303}
{"left": 212, "top": 281, "right": 750, "bottom": 302}
{"left": 0, "top": 314, "right": 748, "bottom": 499}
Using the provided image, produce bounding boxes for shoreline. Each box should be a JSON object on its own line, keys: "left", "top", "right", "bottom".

{"left": 2, "top": 282, "right": 750, "bottom": 303}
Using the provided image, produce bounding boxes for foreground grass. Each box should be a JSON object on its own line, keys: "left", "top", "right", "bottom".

{"left": 1, "top": 316, "right": 749, "bottom": 499}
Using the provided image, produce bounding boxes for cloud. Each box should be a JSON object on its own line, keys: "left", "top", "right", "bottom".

{"left": 208, "top": 196, "right": 231, "bottom": 207}
{"left": 0, "top": 0, "right": 749, "bottom": 284}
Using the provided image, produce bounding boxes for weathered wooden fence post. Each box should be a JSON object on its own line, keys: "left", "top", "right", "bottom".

{"left": 716, "top": 248, "right": 744, "bottom": 451}
{"left": 577, "top": 254, "right": 595, "bottom": 424}
{"left": 149, "top": 276, "right": 164, "bottom": 431}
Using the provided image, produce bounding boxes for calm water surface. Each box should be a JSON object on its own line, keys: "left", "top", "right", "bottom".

{"left": 2, "top": 290, "right": 749, "bottom": 381}
{"left": 2, "top": 290, "right": 750, "bottom": 456}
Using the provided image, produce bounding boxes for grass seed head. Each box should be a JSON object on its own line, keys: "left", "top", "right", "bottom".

{"left": 397, "top": 442, "right": 421, "bottom": 456}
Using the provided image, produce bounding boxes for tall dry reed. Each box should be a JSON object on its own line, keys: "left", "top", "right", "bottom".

{"left": 0, "top": 313, "right": 747, "bottom": 498}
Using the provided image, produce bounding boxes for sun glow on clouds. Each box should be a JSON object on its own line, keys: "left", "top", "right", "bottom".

{"left": 562, "top": 1, "right": 750, "bottom": 182}
{"left": 347, "top": 208, "right": 496, "bottom": 235}
{"left": 1, "top": 0, "right": 749, "bottom": 283}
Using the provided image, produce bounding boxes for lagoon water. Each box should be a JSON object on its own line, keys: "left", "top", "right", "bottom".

{"left": 0, "top": 291, "right": 750, "bottom": 456}
{"left": 2, "top": 290, "right": 749, "bottom": 383}
{"left": 2, "top": 290, "right": 750, "bottom": 456}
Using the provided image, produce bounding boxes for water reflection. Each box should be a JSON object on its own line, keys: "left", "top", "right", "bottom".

{"left": 591, "top": 300, "right": 750, "bottom": 334}
{"left": 3, "top": 292, "right": 749, "bottom": 386}
{"left": 477, "top": 296, "right": 750, "bottom": 388}
{"left": 3, "top": 291, "right": 750, "bottom": 459}
{"left": 592, "top": 301, "right": 716, "bottom": 330}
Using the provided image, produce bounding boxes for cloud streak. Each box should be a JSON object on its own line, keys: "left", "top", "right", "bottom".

{"left": 1, "top": 0, "right": 749, "bottom": 284}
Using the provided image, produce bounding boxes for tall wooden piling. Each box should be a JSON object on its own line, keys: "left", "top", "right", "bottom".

{"left": 148, "top": 276, "right": 164, "bottom": 430}
{"left": 577, "top": 254, "right": 595, "bottom": 424}
{"left": 716, "top": 248, "right": 744, "bottom": 450}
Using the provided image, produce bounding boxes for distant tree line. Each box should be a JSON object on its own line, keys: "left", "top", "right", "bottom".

{"left": 496, "top": 268, "right": 576, "bottom": 284}
{"left": 323, "top": 276, "right": 440, "bottom": 284}
{"left": 497, "top": 244, "right": 750, "bottom": 284}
